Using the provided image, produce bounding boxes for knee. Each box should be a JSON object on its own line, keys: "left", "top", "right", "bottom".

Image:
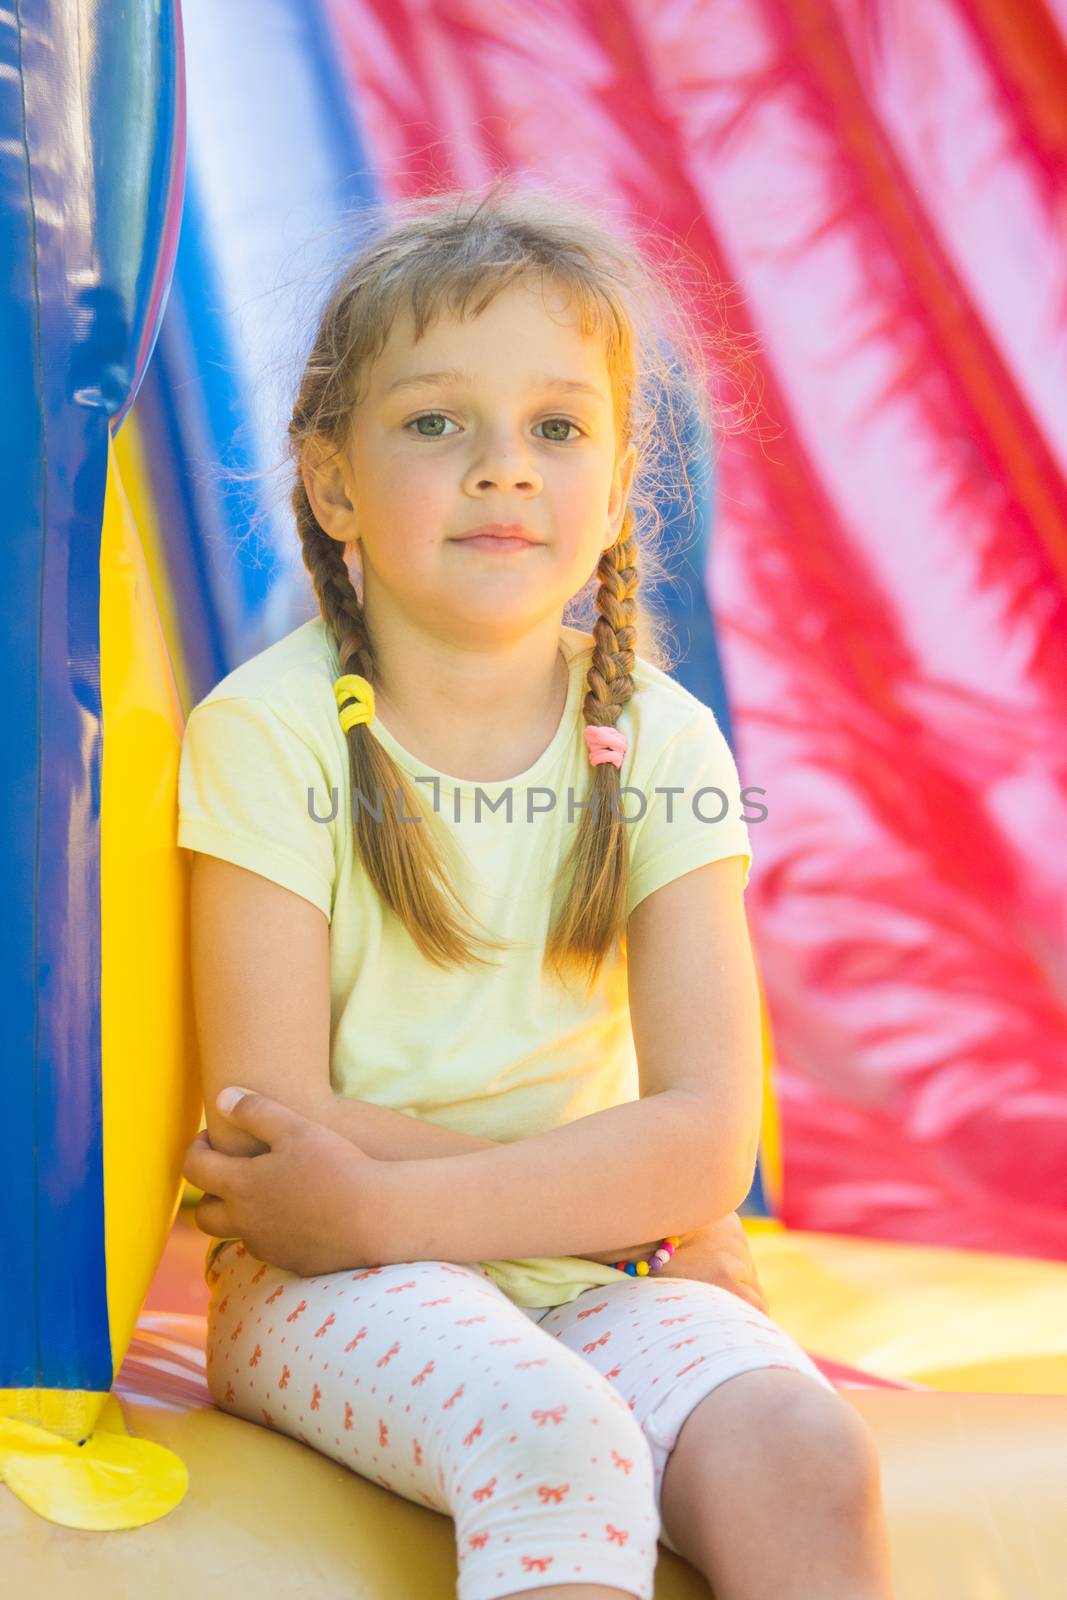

{"left": 744, "top": 1378, "right": 884, "bottom": 1515}
{"left": 451, "top": 1373, "right": 657, "bottom": 1577}
{"left": 576, "top": 1383, "right": 653, "bottom": 1482}
{"left": 447, "top": 1361, "right": 653, "bottom": 1524}
{"left": 504, "top": 1367, "right": 652, "bottom": 1481}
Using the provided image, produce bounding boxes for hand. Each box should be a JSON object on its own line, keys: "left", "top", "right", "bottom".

{"left": 182, "top": 1088, "right": 385, "bottom": 1277}
{"left": 657, "top": 1212, "right": 770, "bottom": 1315}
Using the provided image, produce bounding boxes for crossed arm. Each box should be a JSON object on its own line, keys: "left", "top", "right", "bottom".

{"left": 189, "top": 850, "right": 763, "bottom": 1268}
{"left": 298, "top": 1091, "right": 663, "bottom": 1266}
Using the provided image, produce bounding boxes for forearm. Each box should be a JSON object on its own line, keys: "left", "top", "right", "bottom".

{"left": 315, "top": 1091, "right": 498, "bottom": 1160}
{"left": 314, "top": 1092, "right": 656, "bottom": 1263}
{"left": 371, "top": 1091, "right": 747, "bottom": 1264}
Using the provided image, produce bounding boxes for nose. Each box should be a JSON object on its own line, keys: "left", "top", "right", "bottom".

{"left": 462, "top": 425, "right": 543, "bottom": 496}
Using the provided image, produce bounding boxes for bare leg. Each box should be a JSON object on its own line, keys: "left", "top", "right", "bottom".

{"left": 660, "top": 1369, "right": 896, "bottom": 1599}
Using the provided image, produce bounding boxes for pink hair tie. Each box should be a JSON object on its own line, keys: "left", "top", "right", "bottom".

{"left": 584, "top": 724, "right": 628, "bottom": 769}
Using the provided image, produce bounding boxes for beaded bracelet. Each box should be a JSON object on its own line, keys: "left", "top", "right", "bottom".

{"left": 614, "top": 1235, "right": 681, "bottom": 1276}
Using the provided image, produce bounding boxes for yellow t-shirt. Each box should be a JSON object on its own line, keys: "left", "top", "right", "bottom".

{"left": 178, "top": 617, "right": 752, "bottom": 1306}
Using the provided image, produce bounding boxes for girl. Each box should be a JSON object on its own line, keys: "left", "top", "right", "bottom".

{"left": 179, "top": 183, "right": 895, "bottom": 1600}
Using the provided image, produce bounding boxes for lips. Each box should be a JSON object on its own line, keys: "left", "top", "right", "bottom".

{"left": 454, "top": 528, "right": 543, "bottom": 553}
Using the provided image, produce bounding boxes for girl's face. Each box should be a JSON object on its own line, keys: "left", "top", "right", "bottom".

{"left": 310, "top": 276, "right": 636, "bottom": 648}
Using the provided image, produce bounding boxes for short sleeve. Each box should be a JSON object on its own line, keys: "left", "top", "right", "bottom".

{"left": 625, "top": 709, "right": 753, "bottom": 919}
{"left": 178, "top": 695, "right": 337, "bottom": 921}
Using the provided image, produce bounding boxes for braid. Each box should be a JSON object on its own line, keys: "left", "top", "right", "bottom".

{"left": 293, "top": 478, "right": 510, "bottom": 971}
{"left": 293, "top": 481, "right": 374, "bottom": 682}
{"left": 543, "top": 511, "right": 640, "bottom": 992}
{"left": 584, "top": 522, "right": 638, "bottom": 736}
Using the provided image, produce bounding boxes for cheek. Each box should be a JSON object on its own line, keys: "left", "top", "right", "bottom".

{"left": 552, "top": 463, "right": 612, "bottom": 524}
{"left": 554, "top": 501, "right": 612, "bottom": 568}
{"left": 362, "top": 435, "right": 450, "bottom": 498}
{"left": 373, "top": 459, "right": 443, "bottom": 512}
{"left": 363, "top": 472, "right": 449, "bottom": 557}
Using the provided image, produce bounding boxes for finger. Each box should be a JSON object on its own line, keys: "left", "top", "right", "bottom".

{"left": 215, "top": 1087, "right": 297, "bottom": 1147}
{"left": 193, "top": 1195, "right": 231, "bottom": 1238}
{"left": 719, "top": 1279, "right": 762, "bottom": 1310}
{"left": 183, "top": 1138, "right": 245, "bottom": 1195}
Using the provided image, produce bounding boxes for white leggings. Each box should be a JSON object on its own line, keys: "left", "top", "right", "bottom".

{"left": 205, "top": 1242, "right": 835, "bottom": 1600}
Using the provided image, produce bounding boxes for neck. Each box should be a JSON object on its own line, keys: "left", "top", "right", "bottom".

{"left": 351, "top": 608, "right": 575, "bottom": 785}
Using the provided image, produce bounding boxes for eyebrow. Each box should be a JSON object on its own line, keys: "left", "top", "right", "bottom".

{"left": 384, "top": 367, "right": 607, "bottom": 403}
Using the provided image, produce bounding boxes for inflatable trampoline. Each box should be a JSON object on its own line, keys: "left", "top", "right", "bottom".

{"left": 3, "top": 3, "right": 1065, "bottom": 1596}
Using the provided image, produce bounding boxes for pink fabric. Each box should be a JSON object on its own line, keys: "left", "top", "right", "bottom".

{"left": 584, "top": 725, "right": 628, "bottom": 768}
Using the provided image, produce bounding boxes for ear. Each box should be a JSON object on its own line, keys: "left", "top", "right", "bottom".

{"left": 302, "top": 436, "right": 358, "bottom": 546}
{"left": 606, "top": 443, "right": 637, "bottom": 547}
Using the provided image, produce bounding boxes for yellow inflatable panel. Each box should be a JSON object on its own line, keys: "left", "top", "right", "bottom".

{"left": 101, "top": 431, "right": 203, "bottom": 1393}
{"left": 0, "top": 1397, "right": 186, "bottom": 1533}
{"left": 746, "top": 1220, "right": 1067, "bottom": 1395}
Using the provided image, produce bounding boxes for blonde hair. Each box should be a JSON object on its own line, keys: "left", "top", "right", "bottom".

{"left": 287, "top": 177, "right": 750, "bottom": 992}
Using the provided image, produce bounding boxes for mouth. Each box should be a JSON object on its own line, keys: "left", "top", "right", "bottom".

{"left": 451, "top": 523, "right": 542, "bottom": 551}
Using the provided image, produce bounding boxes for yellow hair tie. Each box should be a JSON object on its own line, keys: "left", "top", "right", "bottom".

{"left": 334, "top": 673, "right": 375, "bottom": 733}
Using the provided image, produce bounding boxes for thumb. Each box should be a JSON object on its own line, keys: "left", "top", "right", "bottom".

{"left": 216, "top": 1086, "right": 294, "bottom": 1144}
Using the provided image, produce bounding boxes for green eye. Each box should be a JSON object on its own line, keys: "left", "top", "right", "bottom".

{"left": 404, "top": 413, "right": 583, "bottom": 441}
{"left": 537, "top": 418, "right": 581, "bottom": 442}
{"left": 406, "top": 413, "right": 455, "bottom": 437}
